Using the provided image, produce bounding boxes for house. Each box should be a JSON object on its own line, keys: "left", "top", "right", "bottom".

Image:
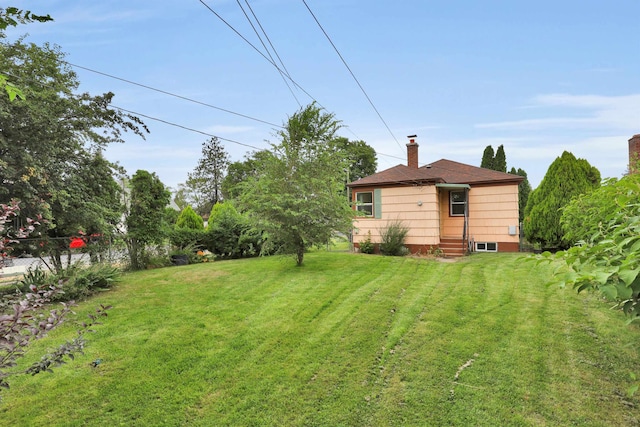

{"left": 347, "top": 136, "right": 524, "bottom": 256}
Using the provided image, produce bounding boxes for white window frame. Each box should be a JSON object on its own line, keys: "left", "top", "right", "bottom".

{"left": 355, "top": 191, "right": 373, "bottom": 217}
{"left": 475, "top": 242, "right": 498, "bottom": 252}
{"left": 450, "top": 190, "right": 466, "bottom": 217}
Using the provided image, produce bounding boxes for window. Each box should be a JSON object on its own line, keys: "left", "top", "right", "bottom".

{"left": 356, "top": 192, "right": 373, "bottom": 216}
{"left": 450, "top": 190, "right": 466, "bottom": 216}
{"left": 475, "top": 242, "right": 498, "bottom": 252}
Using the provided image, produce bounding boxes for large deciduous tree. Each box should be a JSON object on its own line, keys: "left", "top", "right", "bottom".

{"left": 239, "top": 104, "right": 353, "bottom": 266}
{"left": 187, "top": 137, "right": 230, "bottom": 215}
{"left": 0, "top": 39, "right": 147, "bottom": 264}
{"left": 523, "top": 151, "right": 600, "bottom": 249}
{"left": 0, "top": 6, "right": 51, "bottom": 101}
{"left": 332, "top": 137, "right": 377, "bottom": 182}
{"left": 221, "top": 150, "right": 274, "bottom": 202}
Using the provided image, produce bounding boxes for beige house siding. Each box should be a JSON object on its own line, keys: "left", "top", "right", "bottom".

{"left": 352, "top": 185, "right": 440, "bottom": 247}
{"left": 352, "top": 183, "right": 520, "bottom": 253}
{"left": 467, "top": 185, "right": 519, "bottom": 246}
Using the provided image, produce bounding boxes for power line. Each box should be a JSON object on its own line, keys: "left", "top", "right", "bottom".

{"left": 64, "top": 60, "right": 371, "bottom": 156}
{"left": 66, "top": 61, "right": 283, "bottom": 129}
{"left": 234, "top": 0, "right": 301, "bottom": 107}
{"left": 301, "top": 0, "right": 404, "bottom": 154}
{"left": 111, "top": 105, "right": 266, "bottom": 152}
{"left": 197, "top": 0, "right": 323, "bottom": 110}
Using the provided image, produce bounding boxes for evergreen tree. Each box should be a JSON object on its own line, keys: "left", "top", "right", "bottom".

{"left": 188, "top": 137, "right": 230, "bottom": 215}
{"left": 509, "top": 167, "right": 531, "bottom": 223}
{"left": 480, "top": 145, "right": 495, "bottom": 169}
{"left": 175, "top": 206, "right": 204, "bottom": 230}
{"left": 523, "top": 151, "right": 600, "bottom": 249}
{"left": 125, "top": 170, "right": 171, "bottom": 270}
{"left": 494, "top": 145, "right": 507, "bottom": 173}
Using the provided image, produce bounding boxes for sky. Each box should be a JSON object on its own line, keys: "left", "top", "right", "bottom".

{"left": 6, "top": 0, "right": 640, "bottom": 190}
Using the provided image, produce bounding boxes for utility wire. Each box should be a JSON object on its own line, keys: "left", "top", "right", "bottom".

{"left": 197, "top": 0, "right": 322, "bottom": 109}
{"left": 235, "top": 0, "right": 301, "bottom": 107}
{"left": 114, "top": 103, "right": 423, "bottom": 185}
{"left": 112, "top": 104, "right": 409, "bottom": 164}
{"left": 243, "top": 0, "right": 295, "bottom": 83}
{"left": 65, "top": 60, "right": 364, "bottom": 149}
{"left": 111, "top": 105, "right": 265, "bottom": 152}
{"left": 66, "top": 61, "right": 283, "bottom": 129}
{"left": 301, "top": 0, "right": 404, "bottom": 153}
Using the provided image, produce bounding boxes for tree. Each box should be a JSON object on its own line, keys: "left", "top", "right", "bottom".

{"left": 332, "top": 137, "right": 378, "bottom": 182}
{"left": 480, "top": 145, "right": 495, "bottom": 169}
{"left": 238, "top": 104, "right": 353, "bottom": 266}
{"left": 480, "top": 144, "right": 506, "bottom": 172}
{"left": 124, "top": 170, "right": 170, "bottom": 270}
{"left": 44, "top": 151, "right": 124, "bottom": 272}
{"left": 175, "top": 206, "right": 204, "bottom": 230}
{"left": 188, "top": 137, "right": 230, "bottom": 215}
{"left": 494, "top": 145, "right": 507, "bottom": 173}
{"left": 0, "top": 39, "right": 147, "bottom": 244}
{"left": 0, "top": 6, "right": 52, "bottom": 101}
{"left": 221, "top": 150, "right": 274, "bottom": 202}
{"left": 207, "top": 202, "right": 241, "bottom": 230}
{"left": 509, "top": 167, "right": 531, "bottom": 223}
{"left": 523, "top": 151, "right": 600, "bottom": 249}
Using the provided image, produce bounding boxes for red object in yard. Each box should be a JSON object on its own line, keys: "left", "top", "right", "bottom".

{"left": 69, "top": 238, "right": 86, "bottom": 249}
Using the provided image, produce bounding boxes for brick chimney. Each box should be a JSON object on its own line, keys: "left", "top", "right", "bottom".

{"left": 630, "top": 134, "right": 640, "bottom": 174}
{"left": 407, "top": 134, "right": 418, "bottom": 169}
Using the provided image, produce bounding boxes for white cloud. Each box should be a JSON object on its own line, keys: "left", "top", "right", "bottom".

{"left": 476, "top": 93, "right": 640, "bottom": 131}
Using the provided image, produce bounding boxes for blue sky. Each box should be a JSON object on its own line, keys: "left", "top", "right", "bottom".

{"left": 7, "top": 0, "right": 640, "bottom": 189}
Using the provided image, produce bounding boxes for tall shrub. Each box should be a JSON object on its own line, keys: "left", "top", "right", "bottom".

{"left": 175, "top": 206, "right": 203, "bottom": 230}
{"left": 205, "top": 202, "right": 261, "bottom": 259}
{"left": 523, "top": 151, "right": 600, "bottom": 249}
{"left": 125, "top": 170, "right": 170, "bottom": 270}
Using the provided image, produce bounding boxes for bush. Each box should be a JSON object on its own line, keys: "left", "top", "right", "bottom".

{"left": 168, "top": 228, "right": 207, "bottom": 251}
{"left": 175, "top": 206, "right": 204, "bottom": 230}
{"left": 359, "top": 231, "right": 375, "bottom": 254}
{"left": 379, "top": 220, "right": 409, "bottom": 256}
{"left": 51, "top": 263, "right": 120, "bottom": 302}
{"left": 205, "top": 202, "right": 262, "bottom": 259}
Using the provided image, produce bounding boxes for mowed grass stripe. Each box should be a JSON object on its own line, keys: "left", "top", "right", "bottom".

{"left": 1, "top": 253, "right": 639, "bottom": 426}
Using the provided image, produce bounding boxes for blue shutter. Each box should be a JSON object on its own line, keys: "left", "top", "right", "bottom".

{"left": 374, "top": 189, "right": 382, "bottom": 219}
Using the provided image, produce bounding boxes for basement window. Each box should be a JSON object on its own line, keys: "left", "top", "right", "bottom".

{"left": 475, "top": 242, "right": 498, "bottom": 252}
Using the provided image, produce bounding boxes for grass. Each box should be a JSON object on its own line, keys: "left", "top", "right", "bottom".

{"left": 2, "top": 252, "right": 640, "bottom": 426}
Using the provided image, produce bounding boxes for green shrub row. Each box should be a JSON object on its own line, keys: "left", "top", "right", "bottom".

{"left": 168, "top": 222, "right": 262, "bottom": 260}
{"left": 0, "top": 263, "right": 120, "bottom": 304}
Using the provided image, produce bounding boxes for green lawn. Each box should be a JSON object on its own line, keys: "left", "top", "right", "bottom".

{"left": 2, "top": 252, "right": 640, "bottom": 426}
